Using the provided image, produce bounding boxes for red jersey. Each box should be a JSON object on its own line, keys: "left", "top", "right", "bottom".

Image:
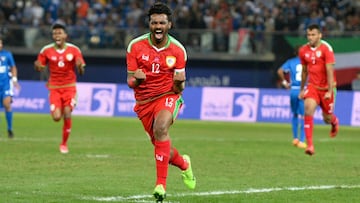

{"left": 299, "top": 40, "right": 336, "bottom": 89}
{"left": 37, "top": 42, "right": 85, "bottom": 87}
{"left": 126, "top": 33, "right": 187, "bottom": 101}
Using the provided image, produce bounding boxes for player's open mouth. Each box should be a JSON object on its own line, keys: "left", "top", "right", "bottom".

{"left": 154, "top": 30, "right": 163, "bottom": 40}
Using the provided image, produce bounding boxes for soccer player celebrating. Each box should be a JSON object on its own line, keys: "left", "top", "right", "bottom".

{"left": 126, "top": 2, "right": 196, "bottom": 202}
{"left": 298, "top": 24, "right": 339, "bottom": 156}
{"left": 277, "top": 46, "right": 306, "bottom": 149}
{"left": 34, "top": 23, "right": 86, "bottom": 154}
{"left": 0, "top": 37, "right": 20, "bottom": 138}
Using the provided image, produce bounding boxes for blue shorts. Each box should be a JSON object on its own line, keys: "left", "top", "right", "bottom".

{"left": 0, "top": 81, "right": 13, "bottom": 108}
{"left": 290, "top": 88, "right": 304, "bottom": 116}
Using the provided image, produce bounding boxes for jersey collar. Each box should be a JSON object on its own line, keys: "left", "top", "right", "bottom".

{"left": 148, "top": 33, "right": 170, "bottom": 51}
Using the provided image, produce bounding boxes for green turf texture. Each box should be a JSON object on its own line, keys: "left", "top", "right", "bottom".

{"left": 0, "top": 113, "right": 359, "bottom": 202}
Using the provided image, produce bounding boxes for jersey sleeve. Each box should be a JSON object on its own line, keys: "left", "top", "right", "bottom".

{"left": 324, "top": 46, "right": 335, "bottom": 65}
{"left": 281, "top": 60, "right": 290, "bottom": 73}
{"left": 126, "top": 44, "right": 138, "bottom": 73}
{"left": 7, "top": 52, "right": 16, "bottom": 67}
{"left": 37, "top": 48, "right": 48, "bottom": 66}
{"left": 74, "top": 47, "right": 86, "bottom": 65}
{"left": 175, "top": 46, "right": 186, "bottom": 72}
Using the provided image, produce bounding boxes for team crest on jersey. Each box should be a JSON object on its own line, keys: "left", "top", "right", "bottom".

{"left": 166, "top": 56, "right": 176, "bottom": 68}
{"left": 316, "top": 50, "right": 322, "bottom": 57}
{"left": 66, "top": 53, "right": 74, "bottom": 61}
{"left": 142, "top": 54, "right": 149, "bottom": 61}
{"left": 0, "top": 56, "right": 5, "bottom": 61}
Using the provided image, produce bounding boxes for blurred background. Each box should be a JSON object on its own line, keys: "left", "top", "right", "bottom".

{"left": 1, "top": 0, "right": 359, "bottom": 89}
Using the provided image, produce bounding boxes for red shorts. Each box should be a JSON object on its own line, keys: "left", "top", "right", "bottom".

{"left": 134, "top": 93, "right": 184, "bottom": 144}
{"left": 304, "top": 85, "right": 335, "bottom": 114}
{"left": 48, "top": 87, "right": 77, "bottom": 113}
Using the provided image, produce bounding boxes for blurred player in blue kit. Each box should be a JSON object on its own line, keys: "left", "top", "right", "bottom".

{"left": 277, "top": 46, "right": 306, "bottom": 148}
{"left": 0, "top": 37, "right": 20, "bottom": 138}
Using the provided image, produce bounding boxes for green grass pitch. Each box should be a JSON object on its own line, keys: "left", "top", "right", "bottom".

{"left": 0, "top": 113, "right": 359, "bottom": 202}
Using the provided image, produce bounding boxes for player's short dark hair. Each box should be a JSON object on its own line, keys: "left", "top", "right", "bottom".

{"left": 307, "top": 24, "right": 321, "bottom": 32}
{"left": 51, "top": 23, "right": 67, "bottom": 33}
{"left": 147, "top": 2, "right": 172, "bottom": 22}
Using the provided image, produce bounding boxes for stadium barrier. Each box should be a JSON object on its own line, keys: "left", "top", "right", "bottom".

{"left": 12, "top": 81, "right": 360, "bottom": 126}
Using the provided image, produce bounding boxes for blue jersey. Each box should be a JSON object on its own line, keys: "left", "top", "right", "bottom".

{"left": 281, "top": 56, "right": 304, "bottom": 115}
{"left": 0, "top": 49, "right": 15, "bottom": 103}
{"left": 281, "top": 57, "right": 302, "bottom": 88}
{"left": 0, "top": 49, "right": 15, "bottom": 85}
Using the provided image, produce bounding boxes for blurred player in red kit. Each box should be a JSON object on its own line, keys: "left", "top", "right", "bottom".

{"left": 126, "top": 2, "right": 195, "bottom": 202}
{"left": 298, "top": 24, "right": 339, "bottom": 156}
{"left": 34, "top": 23, "right": 86, "bottom": 154}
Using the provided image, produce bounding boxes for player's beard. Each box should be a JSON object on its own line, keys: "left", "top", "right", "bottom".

{"left": 152, "top": 29, "right": 167, "bottom": 45}
{"left": 309, "top": 37, "right": 321, "bottom": 48}
{"left": 309, "top": 39, "right": 316, "bottom": 47}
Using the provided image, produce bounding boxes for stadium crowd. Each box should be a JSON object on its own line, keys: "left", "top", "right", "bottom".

{"left": 1, "top": 0, "right": 359, "bottom": 51}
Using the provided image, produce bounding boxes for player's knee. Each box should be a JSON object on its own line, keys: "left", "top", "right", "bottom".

{"left": 153, "top": 125, "right": 168, "bottom": 141}
{"left": 153, "top": 125, "right": 167, "bottom": 135}
{"left": 52, "top": 112, "right": 62, "bottom": 122}
{"left": 52, "top": 116, "right": 61, "bottom": 122}
{"left": 63, "top": 113, "right": 72, "bottom": 119}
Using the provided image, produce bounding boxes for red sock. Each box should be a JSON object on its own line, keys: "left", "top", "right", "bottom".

{"left": 304, "top": 115, "right": 313, "bottom": 147}
{"left": 154, "top": 140, "right": 171, "bottom": 189}
{"left": 62, "top": 118, "right": 72, "bottom": 145}
{"left": 169, "top": 147, "right": 188, "bottom": 171}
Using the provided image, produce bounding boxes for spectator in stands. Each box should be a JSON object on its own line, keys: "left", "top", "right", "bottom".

{"left": 59, "top": 0, "right": 75, "bottom": 24}
{"left": 203, "top": 8, "right": 214, "bottom": 29}
{"left": 301, "top": 10, "right": 325, "bottom": 32}
{"left": 76, "top": 0, "right": 89, "bottom": 20}
{"left": 31, "top": 1, "right": 45, "bottom": 26}
{"left": 187, "top": 2, "right": 206, "bottom": 51}
{"left": 212, "top": 2, "right": 233, "bottom": 52}
{"left": 0, "top": 0, "right": 15, "bottom": 22}
{"left": 324, "top": 16, "right": 344, "bottom": 36}
{"left": 0, "top": 0, "right": 359, "bottom": 54}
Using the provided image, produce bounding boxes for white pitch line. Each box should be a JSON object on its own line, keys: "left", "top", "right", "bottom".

{"left": 83, "top": 184, "right": 360, "bottom": 202}
{"left": 86, "top": 154, "right": 110, "bottom": 158}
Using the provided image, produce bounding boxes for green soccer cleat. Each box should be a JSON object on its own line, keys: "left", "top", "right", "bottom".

{"left": 182, "top": 155, "right": 196, "bottom": 190}
{"left": 153, "top": 184, "right": 166, "bottom": 202}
